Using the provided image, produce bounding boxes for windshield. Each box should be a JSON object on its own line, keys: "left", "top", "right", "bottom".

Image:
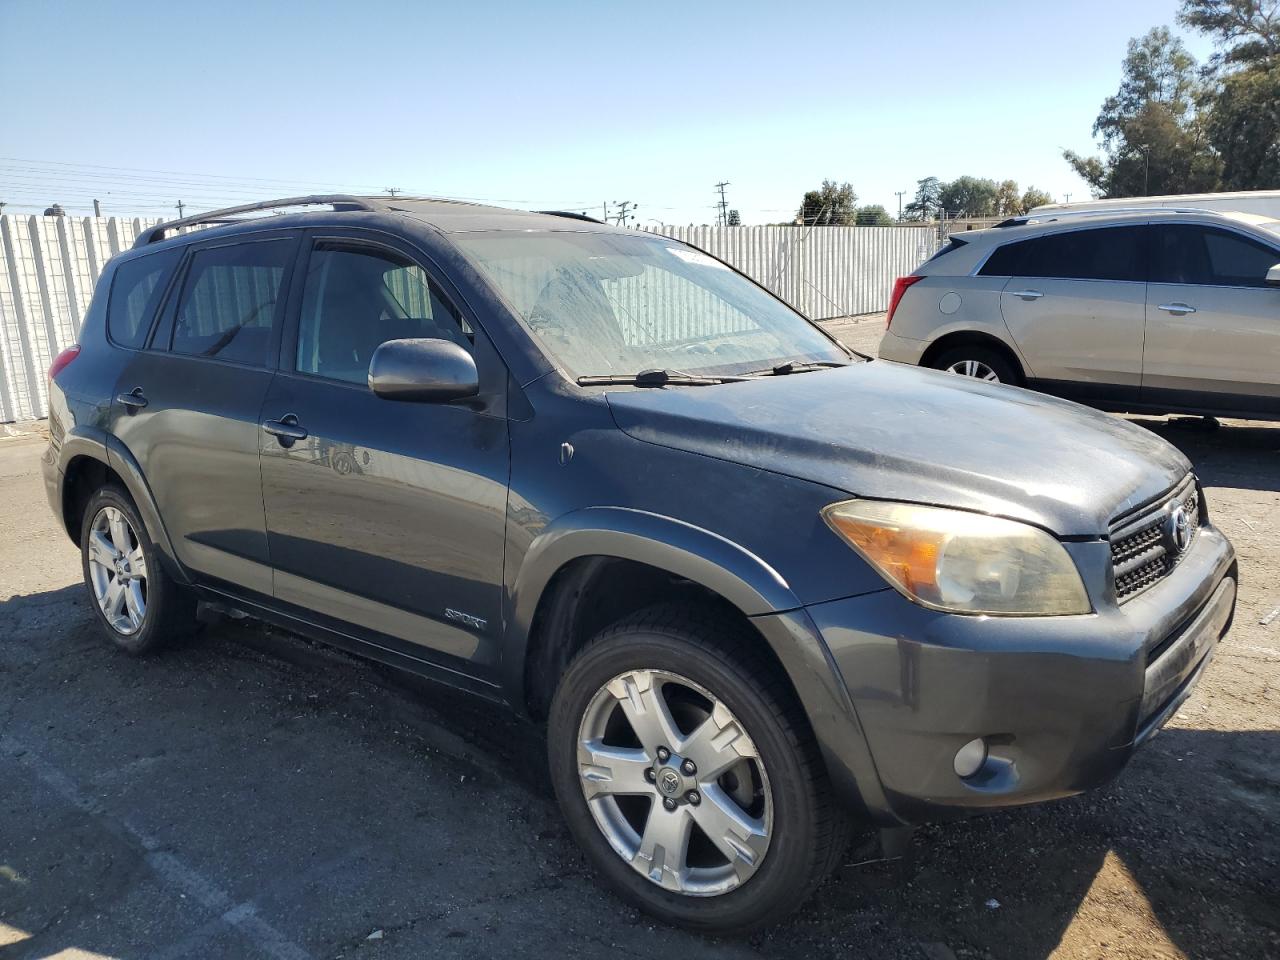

{"left": 452, "top": 232, "right": 848, "bottom": 378}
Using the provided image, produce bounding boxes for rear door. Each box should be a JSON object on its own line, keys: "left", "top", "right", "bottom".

{"left": 109, "top": 232, "right": 299, "bottom": 597}
{"left": 995, "top": 225, "right": 1148, "bottom": 403}
{"left": 259, "top": 230, "right": 510, "bottom": 678}
{"left": 1143, "top": 223, "right": 1280, "bottom": 415}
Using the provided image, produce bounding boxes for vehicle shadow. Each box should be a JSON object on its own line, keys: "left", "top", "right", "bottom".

{"left": 1127, "top": 416, "right": 1280, "bottom": 493}
{"left": 809, "top": 724, "right": 1280, "bottom": 958}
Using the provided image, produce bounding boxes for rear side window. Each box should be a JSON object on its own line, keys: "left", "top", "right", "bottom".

{"left": 1011, "top": 226, "right": 1147, "bottom": 282}
{"left": 1152, "top": 225, "right": 1280, "bottom": 287}
{"left": 171, "top": 240, "right": 294, "bottom": 367}
{"left": 977, "top": 241, "right": 1027, "bottom": 277}
{"left": 106, "top": 249, "right": 181, "bottom": 348}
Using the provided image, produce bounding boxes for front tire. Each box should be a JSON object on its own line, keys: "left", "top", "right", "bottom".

{"left": 547, "top": 605, "right": 850, "bottom": 934}
{"left": 80, "top": 486, "right": 197, "bottom": 655}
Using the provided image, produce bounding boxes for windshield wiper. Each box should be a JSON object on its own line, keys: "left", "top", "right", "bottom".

{"left": 576, "top": 368, "right": 753, "bottom": 387}
{"left": 755, "top": 360, "right": 851, "bottom": 376}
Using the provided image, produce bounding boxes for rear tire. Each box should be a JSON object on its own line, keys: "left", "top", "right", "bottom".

{"left": 79, "top": 485, "right": 198, "bottom": 655}
{"left": 547, "top": 604, "right": 851, "bottom": 934}
{"left": 930, "top": 344, "right": 1020, "bottom": 384}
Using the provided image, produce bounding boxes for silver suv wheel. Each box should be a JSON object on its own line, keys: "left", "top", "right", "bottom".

{"left": 945, "top": 358, "right": 1001, "bottom": 381}
{"left": 576, "top": 668, "right": 773, "bottom": 897}
{"left": 86, "top": 505, "right": 148, "bottom": 635}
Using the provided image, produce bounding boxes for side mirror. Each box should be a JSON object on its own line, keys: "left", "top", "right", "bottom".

{"left": 1268, "top": 263, "right": 1280, "bottom": 285}
{"left": 368, "top": 338, "right": 479, "bottom": 403}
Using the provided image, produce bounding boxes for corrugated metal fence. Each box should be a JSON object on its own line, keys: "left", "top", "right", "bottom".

{"left": 0, "top": 215, "right": 936, "bottom": 422}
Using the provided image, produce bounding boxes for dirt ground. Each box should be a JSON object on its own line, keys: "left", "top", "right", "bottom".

{"left": 1, "top": 319, "right": 1277, "bottom": 959}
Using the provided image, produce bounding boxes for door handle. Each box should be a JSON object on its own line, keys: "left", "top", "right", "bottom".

{"left": 1009, "top": 289, "right": 1044, "bottom": 300}
{"left": 116, "top": 387, "right": 148, "bottom": 411}
{"left": 262, "top": 414, "right": 308, "bottom": 447}
{"left": 1157, "top": 302, "right": 1196, "bottom": 315}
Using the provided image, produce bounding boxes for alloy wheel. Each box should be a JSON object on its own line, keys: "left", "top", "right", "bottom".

{"left": 86, "top": 506, "right": 148, "bottom": 635}
{"left": 944, "top": 359, "right": 1001, "bottom": 382}
{"left": 576, "top": 668, "right": 773, "bottom": 897}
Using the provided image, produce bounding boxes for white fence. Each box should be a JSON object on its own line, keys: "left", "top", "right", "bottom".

{"left": 0, "top": 216, "right": 937, "bottom": 422}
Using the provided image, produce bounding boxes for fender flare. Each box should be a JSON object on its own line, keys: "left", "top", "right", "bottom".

{"left": 60, "top": 427, "right": 187, "bottom": 583}
{"left": 510, "top": 506, "right": 800, "bottom": 642}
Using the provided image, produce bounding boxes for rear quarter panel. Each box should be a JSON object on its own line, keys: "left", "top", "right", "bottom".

{"left": 886, "top": 275, "right": 1028, "bottom": 366}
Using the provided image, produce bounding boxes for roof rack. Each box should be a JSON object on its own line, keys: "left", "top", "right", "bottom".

{"left": 994, "top": 206, "right": 1227, "bottom": 228}
{"left": 536, "top": 210, "right": 604, "bottom": 224}
{"left": 134, "top": 194, "right": 388, "bottom": 246}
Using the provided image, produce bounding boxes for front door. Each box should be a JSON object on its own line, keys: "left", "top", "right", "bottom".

{"left": 996, "top": 224, "right": 1148, "bottom": 404}
{"left": 259, "top": 232, "right": 510, "bottom": 677}
{"left": 1143, "top": 223, "right": 1280, "bottom": 416}
{"left": 110, "top": 232, "right": 299, "bottom": 597}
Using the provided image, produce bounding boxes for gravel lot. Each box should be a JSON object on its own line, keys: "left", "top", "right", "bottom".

{"left": 2, "top": 317, "right": 1277, "bottom": 959}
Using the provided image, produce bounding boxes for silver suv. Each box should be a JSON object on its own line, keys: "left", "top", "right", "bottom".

{"left": 879, "top": 208, "right": 1280, "bottom": 419}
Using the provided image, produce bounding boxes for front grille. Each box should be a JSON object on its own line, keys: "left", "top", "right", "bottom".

{"left": 1109, "top": 475, "right": 1200, "bottom": 602}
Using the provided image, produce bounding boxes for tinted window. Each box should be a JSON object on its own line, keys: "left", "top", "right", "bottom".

{"left": 106, "top": 249, "right": 181, "bottom": 348}
{"left": 296, "top": 242, "right": 471, "bottom": 385}
{"left": 1152, "top": 225, "right": 1280, "bottom": 287}
{"left": 1014, "top": 226, "right": 1147, "bottom": 282}
{"left": 977, "top": 241, "right": 1027, "bottom": 277}
{"left": 171, "top": 240, "right": 294, "bottom": 366}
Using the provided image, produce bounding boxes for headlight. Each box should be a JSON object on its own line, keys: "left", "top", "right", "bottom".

{"left": 822, "top": 500, "right": 1090, "bottom": 616}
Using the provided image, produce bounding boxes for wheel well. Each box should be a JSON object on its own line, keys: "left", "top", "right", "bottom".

{"left": 522, "top": 556, "right": 793, "bottom": 721}
{"left": 920, "top": 331, "right": 1025, "bottom": 384}
{"left": 61, "top": 455, "right": 124, "bottom": 543}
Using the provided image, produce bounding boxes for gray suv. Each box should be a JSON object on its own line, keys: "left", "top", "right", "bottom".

{"left": 42, "top": 195, "right": 1237, "bottom": 933}
{"left": 879, "top": 208, "right": 1280, "bottom": 419}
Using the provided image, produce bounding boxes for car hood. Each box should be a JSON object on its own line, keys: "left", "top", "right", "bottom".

{"left": 604, "top": 361, "right": 1191, "bottom": 536}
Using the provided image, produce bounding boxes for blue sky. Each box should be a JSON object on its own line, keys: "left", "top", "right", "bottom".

{"left": 0, "top": 0, "right": 1216, "bottom": 223}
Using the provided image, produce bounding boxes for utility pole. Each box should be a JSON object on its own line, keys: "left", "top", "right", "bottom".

{"left": 176, "top": 200, "right": 186, "bottom": 219}
{"left": 895, "top": 190, "right": 906, "bottom": 220}
{"left": 1063, "top": 193, "right": 1072, "bottom": 205}
{"left": 93, "top": 198, "right": 102, "bottom": 217}
{"left": 612, "top": 201, "right": 636, "bottom": 227}
{"left": 384, "top": 186, "right": 402, "bottom": 197}
{"left": 714, "top": 181, "right": 731, "bottom": 226}
{"left": 1139, "top": 143, "right": 1151, "bottom": 196}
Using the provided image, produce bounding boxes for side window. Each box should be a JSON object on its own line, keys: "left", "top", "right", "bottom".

{"left": 1152, "top": 225, "right": 1280, "bottom": 287}
{"left": 171, "top": 240, "right": 294, "bottom": 366}
{"left": 977, "top": 240, "right": 1028, "bottom": 277}
{"left": 1013, "top": 226, "right": 1146, "bottom": 282}
{"left": 106, "top": 248, "right": 182, "bottom": 348}
{"left": 296, "top": 242, "right": 471, "bottom": 385}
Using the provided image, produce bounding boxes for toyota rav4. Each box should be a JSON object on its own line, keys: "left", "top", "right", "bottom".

{"left": 42, "top": 195, "right": 1237, "bottom": 933}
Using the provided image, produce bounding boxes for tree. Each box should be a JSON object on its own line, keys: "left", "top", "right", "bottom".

{"left": 939, "top": 176, "right": 1000, "bottom": 217}
{"left": 854, "top": 204, "right": 893, "bottom": 225}
{"left": 994, "top": 180, "right": 1023, "bottom": 216}
{"left": 1063, "top": 26, "right": 1220, "bottom": 197}
{"left": 1180, "top": 1, "right": 1280, "bottom": 189}
{"left": 727, "top": 208, "right": 742, "bottom": 226}
{"left": 1021, "top": 186, "right": 1054, "bottom": 211}
{"left": 1179, "top": 0, "right": 1279, "bottom": 68}
{"left": 796, "top": 180, "right": 858, "bottom": 225}
{"left": 903, "top": 177, "right": 942, "bottom": 220}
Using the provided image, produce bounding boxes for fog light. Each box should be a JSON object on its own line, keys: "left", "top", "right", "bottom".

{"left": 953, "top": 737, "right": 988, "bottom": 778}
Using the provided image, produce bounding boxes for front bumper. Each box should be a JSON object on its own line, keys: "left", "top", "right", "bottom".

{"left": 803, "top": 524, "right": 1236, "bottom": 824}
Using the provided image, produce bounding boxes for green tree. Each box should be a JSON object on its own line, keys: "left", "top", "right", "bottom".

{"left": 994, "top": 179, "right": 1023, "bottom": 216}
{"left": 796, "top": 179, "right": 858, "bottom": 225}
{"left": 939, "top": 176, "right": 1000, "bottom": 217}
{"left": 855, "top": 204, "right": 894, "bottom": 225}
{"left": 1064, "top": 26, "right": 1220, "bottom": 197}
{"left": 903, "top": 177, "right": 942, "bottom": 220}
{"left": 1180, "top": 1, "right": 1280, "bottom": 189}
{"left": 1021, "top": 186, "right": 1055, "bottom": 211}
{"left": 1179, "top": 0, "right": 1279, "bottom": 67}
